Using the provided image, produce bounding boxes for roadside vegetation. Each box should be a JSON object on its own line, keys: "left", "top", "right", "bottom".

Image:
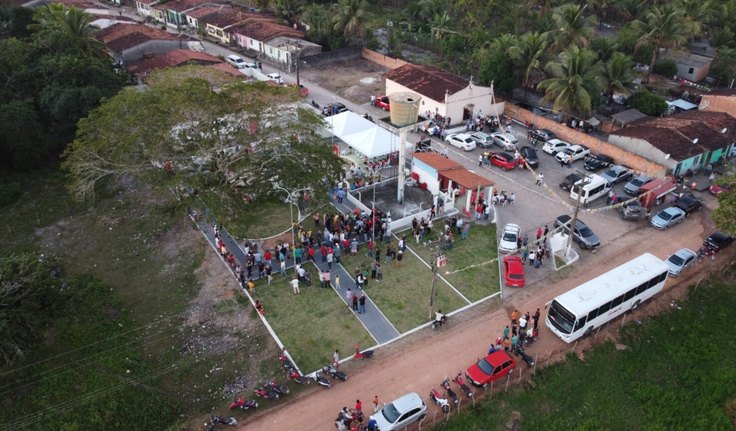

{"left": 435, "top": 268, "right": 736, "bottom": 430}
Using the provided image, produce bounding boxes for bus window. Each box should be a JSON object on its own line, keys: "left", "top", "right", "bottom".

{"left": 598, "top": 301, "right": 612, "bottom": 314}
{"left": 574, "top": 316, "right": 587, "bottom": 331}
{"left": 624, "top": 287, "right": 637, "bottom": 301}
{"left": 635, "top": 282, "right": 648, "bottom": 295}
{"left": 548, "top": 301, "right": 575, "bottom": 334}
{"left": 588, "top": 307, "right": 599, "bottom": 320}
{"left": 611, "top": 294, "right": 624, "bottom": 307}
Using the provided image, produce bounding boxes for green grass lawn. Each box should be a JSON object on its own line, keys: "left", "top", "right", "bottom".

{"left": 434, "top": 271, "right": 736, "bottom": 431}
{"left": 253, "top": 271, "right": 374, "bottom": 373}
{"left": 405, "top": 222, "right": 500, "bottom": 302}
{"left": 339, "top": 244, "right": 468, "bottom": 333}
{"left": 195, "top": 190, "right": 295, "bottom": 239}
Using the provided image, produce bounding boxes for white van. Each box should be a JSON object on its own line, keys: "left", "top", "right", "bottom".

{"left": 266, "top": 73, "right": 284, "bottom": 84}
{"left": 569, "top": 174, "right": 611, "bottom": 206}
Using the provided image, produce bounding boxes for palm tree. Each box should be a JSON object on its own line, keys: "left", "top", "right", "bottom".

{"left": 508, "top": 31, "right": 548, "bottom": 94}
{"left": 633, "top": 4, "right": 688, "bottom": 82}
{"left": 271, "top": 0, "right": 304, "bottom": 26}
{"left": 31, "top": 4, "right": 104, "bottom": 58}
{"left": 332, "top": 0, "right": 368, "bottom": 40}
{"left": 551, "top": 3, "right": 595, "bottom": 50}
{"left": 590, "top": 37, "right": 619, "bottom": 62}
{"left": 301, "top": 3, "right": 331, "bottom": 41}
{"left": 601, "top": 52, "right": 634, "bottom": 98}
{"left": 588, "top": 0, "right": 612, "bottom": 29}
{"left": 538, "top": 46, "right": 602, "bottom": 120}
{"left": 429, "top": 12, "right": 456, "bottom": 41}
{"left": 676, "top": 0, "right": 711, "bottom": 39}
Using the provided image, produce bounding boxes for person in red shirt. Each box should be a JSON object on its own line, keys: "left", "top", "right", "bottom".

{"left": 264, "top": 249, "right": 272, "bottom": 263}
{"left": 307, "top": 246, "right": 315, "bottom": 261}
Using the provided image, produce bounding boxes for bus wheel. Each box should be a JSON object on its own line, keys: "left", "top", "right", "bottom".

{"left": 631, "top": 300, "right": 641, "bottom": 310}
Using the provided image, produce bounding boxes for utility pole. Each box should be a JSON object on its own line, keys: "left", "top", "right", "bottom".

{"left": 566, "top": 173, "right": 588, "bottom": 254}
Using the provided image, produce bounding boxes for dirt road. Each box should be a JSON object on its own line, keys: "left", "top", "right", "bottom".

{"left": 238, "top": 210, "right": 715, "bottom": 430}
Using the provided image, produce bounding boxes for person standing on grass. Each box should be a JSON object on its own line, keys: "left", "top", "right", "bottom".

{"left": 359, "top": 293, "right": 366, "bottom": 313}
{"left": 265, "top": 263, "right": 272, "bottom": 285}
{"left": 371, "top": 261, "right": 377, "bottom": 279}
{"left": 376, "top": 262, "right": 383, "bottom": 281}
{"left": 462, "top": 222, "right": 470, "bottom": 240}
{"left": 396, "top": 249, "right": 403, "bottom": 267}
{"left": 290, "top": 276, "right": 299, "bottom": 294}
{"left": 247, "top": 279, "right": 255, "bottom": 294}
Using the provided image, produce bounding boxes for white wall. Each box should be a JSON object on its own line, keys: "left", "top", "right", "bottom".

{"left": 411, "top": 159, "right": 441, "bottom": 195}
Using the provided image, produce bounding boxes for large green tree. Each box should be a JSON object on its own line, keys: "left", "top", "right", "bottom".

{"left": 508, "top": 31, "right": 548, "bottom": 93}
{"left": 712, "top": 175, "right": 736, "bottom": 235}
{"left": 63, "top": 67, "right": 343, "bottom": 204}
{"left": 332, "top": 0, "right": 368, "bottom": 42}
{"left": 0, "top": 253, "right": 63, "bottom": 365}
{"left": 633, "top": 4, "right": 689, "bottom": 82}
{"left": 601, "top": 52, "right": 634, "bottom": 97}
{"left": 551, "top": 3, "right": 595, "bottom": 50}
{"left": 476, "top": 35, "right": 519, "bottom": 95}
{"left": 538, "top": 45, "right": 602, "bottom": 120}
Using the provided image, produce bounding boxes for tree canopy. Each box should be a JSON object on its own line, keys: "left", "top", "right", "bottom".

{"left": 63, "top": 67, "right": 344, "bottom": 207}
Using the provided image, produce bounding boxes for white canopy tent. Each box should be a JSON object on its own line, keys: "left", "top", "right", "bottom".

{"left": 326, "top": 111, "right": 408, "bottom": 158}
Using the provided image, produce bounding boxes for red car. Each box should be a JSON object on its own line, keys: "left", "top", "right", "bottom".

{"left": 375, "top": 95, "right": 390, "bottom": 111}
{"left": 489, "top": 152, "right": 517, "bottom": 170}
{"left": 465, "top": 350, "right": 516, "bottom": 387}
{"left": 503, "top": 255, "right": 525, "bottom": 287}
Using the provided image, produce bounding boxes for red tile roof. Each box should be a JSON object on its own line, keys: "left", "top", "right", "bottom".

{"left": 165, "top": 0, "right": 210, "bottom": 13}
{"left": 186, "top": 5, "right": 223, "bottom": 19}
{"left": 127, "top": 49, "right": 222, "bottom": 75}
{"left": 229, "top": 20, "right": 303, "bottom": 40}
{"left": 386, "top": 64, "right": 469, "bottom": 103}
{"left": 704, "top": 88, "right": 736, "bottom": 97}
{"left": 199, "top": 8, "right": 253, "bottom": 28}
{"left": 209, "top": 62, "right": 248, "bottom": 77}
{"left": 631, "top": 113, "right": 732, "bottom": 151}
{"left": 96, "top": 23, "right": 182, "bottom": 52}
{"left": 441, "top": 168, "right": 494, "bottom": 189}
{"left": 412, "top": 152, "right": 463, "bottom": 171}
{"left": 613, "top": 126, "right": 702, "bottom": 161}
{"left": 675, "top": 110, "right": 736, "bottom": 141}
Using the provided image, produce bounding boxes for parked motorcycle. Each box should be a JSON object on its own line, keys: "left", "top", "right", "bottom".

{"left": 429, "top": 388, "right": 450, "bottom": 413}
{"left": 254, "top": 386, "right": 279, "bottom": 400}
{"left": 264, "top": 378, "right": 290, "bottom": 396}
{"left": 279, "top": 348, "right": 294, "bottom": 370}
{"left": 513, "top": 345, "right": 536, "bottom": 367}
{"left": 441, "top": 378, "right": 459, "bottom": 405}
{"left": 313, "top": 371, "right": 331, "bottom": 388}
{"left": 353, "top": 345, "right": 374, "bottom": 360}
{"left": 286, "top": 368, "right": 311, "bottom": 385}
{"left": 311, "top": 99, "right": 320, "bottom": 109}
{"left": 452, "top": 372, "right": 473, "bottom": 399}
{"left": 323, "top": 364, "right": 348, "bottom": 381}
{"left": 228, "top": 397, "right": 258, "bottom": 411}
{"left": 210, "top": 415, "right": 237, "bottom": 426}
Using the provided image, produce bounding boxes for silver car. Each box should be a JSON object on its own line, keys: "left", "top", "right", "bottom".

{"left": 624, "top": 174, "right": 652, "bottom": 196}
{"left": 370, "top": 392, "right": 427, "bottom": 431}
{"left": 470, "top": 131, "right": 495, "bottom": 148}
{"left": 649, "top": 207, "right": 686, "bottom": 230}
{"left": 666, "top": 248, "right": 697, "bottom": 276}
{"left": 554, "top": 214, "right": 600, "bottom": 249}
{"left": 489, "top": 132, "right": 518, "bottom": 151}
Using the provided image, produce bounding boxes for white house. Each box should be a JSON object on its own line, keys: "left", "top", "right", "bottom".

{"left": 385, "top": 63, "right": 505, "bottom": 125}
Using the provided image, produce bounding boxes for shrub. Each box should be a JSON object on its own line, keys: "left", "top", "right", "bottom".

{"left": 653, "top": 59, "right": 678, "bottom": 77}
{"left": 629, "top": 89, "right": 668, "bottom": 116}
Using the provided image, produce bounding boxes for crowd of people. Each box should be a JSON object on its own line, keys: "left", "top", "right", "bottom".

{"left": 486, "top": 308, "right": 543, "bottom": 354}
{"left": 334, "top": 396, "right": 382, "bottom": 431}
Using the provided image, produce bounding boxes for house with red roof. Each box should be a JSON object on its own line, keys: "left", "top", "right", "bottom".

{"left": 127, "top": 49, "right": 222, "bottom": 78}
{"left": 95, "top": 23, "right": 192, "bottom": 63}
{"left": 385, "top": 63, "right": 505, "bottom": 125}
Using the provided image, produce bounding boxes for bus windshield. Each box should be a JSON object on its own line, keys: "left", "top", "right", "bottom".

{"left": 547, "top": 300, "right": 575, "bottom": 334}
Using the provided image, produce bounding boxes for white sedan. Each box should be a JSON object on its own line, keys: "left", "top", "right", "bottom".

{"left": 445, "top": 133, "right": 477, "bottom": 151}
{"left": 499, "top": 223, "right": 521, "bottom": 253}
{"left": 666, "top": 248, "right": 697, "bottom": 276}
{"left": 542, "top": 138, "right": 571, "bottom": 155}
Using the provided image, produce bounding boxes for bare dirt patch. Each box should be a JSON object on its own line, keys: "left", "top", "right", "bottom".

{"left": 302, "top": 58, "right": 388, "bottom": 104}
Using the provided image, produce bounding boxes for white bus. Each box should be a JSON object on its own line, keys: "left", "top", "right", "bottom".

{"left": 545, "top": 253, "right": 669, "bottom": 343}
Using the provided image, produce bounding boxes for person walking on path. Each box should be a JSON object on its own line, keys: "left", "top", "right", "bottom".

{"left": 536, "top": 172, "right": 544, "bottom": 186}
{"left": 352, "top": 293, "right": 359, "bottom": 311}
{"left": 372, "top": 395, "right": 381, "bottom": 413}
{"left": 327, "top": 249, "right": 334, "bottom": 270}
{"left": 335, "top": 274, "right": 341, "bottom": 290}
{"left": 359, "top": 293, "right": 366, "bottom": 313}
{"left": 346, "top": 288, "right": 353, "bottom": 308}
{"left": 290, "top": 276, "right": 300, "bottom": 295}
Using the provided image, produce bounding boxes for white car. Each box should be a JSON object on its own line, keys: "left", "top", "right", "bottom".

{"left": 555, "top": 144, "right": 590, "bottom": 163}
{"left": 266, "top": 72, "right": 284, "bottom": 84}
{"left": 499, "top": 223, "right": 521, "bottom": 254}
{"left": 489, "top": 132, "right": 518, "bottom": 151}
{"left": 226, "top": 54, "right": 247, "bottom": 69}
{"left": 666, "top": 248, "right": 697, "bottom": 276}
{"left": 370, "top": 392, "right": 427, "bottom": 431}
{"left": 542, "top": 138, "right": 571, "bottom": 155}
{"left": 445, "top": 133, "right": 477, "bottom": 151}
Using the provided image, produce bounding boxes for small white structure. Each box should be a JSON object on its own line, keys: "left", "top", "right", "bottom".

{"left": 325, "top": 112, "right": 410, "bottom": 158}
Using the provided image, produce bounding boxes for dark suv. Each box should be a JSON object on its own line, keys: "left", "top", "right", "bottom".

{"left": 704, "top": 231, "right": 734, "bottom": 252}
{"left": 527, "top": 129, "right": 556, "bottom": 144}
{"left": 674, "top": 193, "right": 703, "bottom": 216}
{"left": 322, "top": 102, "right": 348, "bottom": 116}
{"left": 583, "top": 154, "right": 614, "bottom": 172}
{"left": 559, "top": 173, "right": 583, "bottom": 191}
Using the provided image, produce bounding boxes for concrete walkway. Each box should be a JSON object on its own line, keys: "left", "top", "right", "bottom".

{"left": 194, "top": 210, "right": 400, "bottom": 344}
